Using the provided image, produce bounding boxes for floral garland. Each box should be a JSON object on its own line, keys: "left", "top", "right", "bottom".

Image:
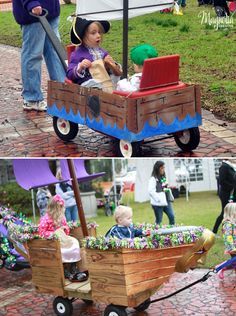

{"left": 0, "top": 236, "right": 17, "bottom": 269}
{"left": 84, "top": 226, "right": 204, "bottom": 251}
{"left": 0, "top": 207, "right": 98, "bottom": 243}
{"left": 2, "top": 206, "right": 203, "bottom": 250}
{"left": 0, "top": 206, "right": 56, "bottom": 243}
{"left": 67, "top": 220, "right": 98, "bottom": 230}
{"left": 0, "top": 206, "right": 40, "bottom": 243}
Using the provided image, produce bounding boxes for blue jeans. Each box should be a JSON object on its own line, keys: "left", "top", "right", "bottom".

{"left": 152, "top": 203, "right": 175, "bottom": 225}
{"left": 21, "top": 17, "right": 66, "bottom": 102}
{"left": 178, "top": 0, "right": 186, "bottom": 7}
{"left": 65, "top": 205, "right": 79, "bottom": 222}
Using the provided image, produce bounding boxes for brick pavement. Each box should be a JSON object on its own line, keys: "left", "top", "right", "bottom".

{"left": 0, "top": 267, "right": 235, "bottom": 315}
{"left": 0, "top": 44, "right": 236, "bottom": 157}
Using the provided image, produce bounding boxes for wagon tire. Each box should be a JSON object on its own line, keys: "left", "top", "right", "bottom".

{"left": 104, "top": 304, "right": 127, "bottom": 316}
{"left": 115, "top": 139, "right": 142, "bottom": 157}
{"left": 134, "top": 298, "right": 151, "bottom": 312}
{"left": 174, "top": 127, "right": 200, "bottom": 151}
{"left": 53, "top": 116, "right": 78, "bottom": 141}
{"left": 53, "top": 296, "right": 73, "bottom": 316}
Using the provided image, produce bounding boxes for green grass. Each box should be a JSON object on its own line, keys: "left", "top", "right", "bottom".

{"left": 87, "top": 191, "right": 225, "bottom": 269}
{"left": 1, "top": 1, "right": 235, "bottom": 120}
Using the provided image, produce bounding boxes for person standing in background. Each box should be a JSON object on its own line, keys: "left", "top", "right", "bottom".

{"left": 213, "top": 0, "right": 230, "bottom": 16}
{"left": 36, "top": 186, "right": 51, "bottom": 217}
{"left": 212, "top": 160, "right": 236, "bottom": 234}
{"left": 55, "top": 169, "right": 79, "bottom": 222}
{"left": 148, "top": 161, "right": 175, "bottom": 226}
{"left": 12, "top": 0, "right": 66, "bottom": 111}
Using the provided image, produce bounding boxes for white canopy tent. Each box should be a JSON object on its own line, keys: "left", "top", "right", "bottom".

{"left": 76, "top": 0, "right": 174, "bottom": 20}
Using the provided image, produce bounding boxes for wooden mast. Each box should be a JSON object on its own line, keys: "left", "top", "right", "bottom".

{"left": 67, "top": 159, "right": 89, "bottom": 237}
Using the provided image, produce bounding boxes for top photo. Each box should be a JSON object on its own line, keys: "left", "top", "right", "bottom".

{"left": 0, "top": 0, "right": 235, "bottom": 157}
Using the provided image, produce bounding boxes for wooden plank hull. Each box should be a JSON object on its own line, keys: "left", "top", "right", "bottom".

{"left": 47, "top": 81, "right": 201, "bottom": 142}
{"left": 27, "top": 228, "right": 214, "bottom": 307}
{"left": 27, "top": 239, "right": 65, "bottom": 296}
{"left": 86, "top": 244, "right": 194, "bottom": 307}
{"left": 27, "top": 239, "right": 92, "bottom": 300}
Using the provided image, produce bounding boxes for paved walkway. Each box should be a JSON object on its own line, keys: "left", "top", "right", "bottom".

{"left": 0, "top": 45, "right": 236, "bottom": 157}
{"left": 0, "top": 267, "right": 235, "bottom": 315}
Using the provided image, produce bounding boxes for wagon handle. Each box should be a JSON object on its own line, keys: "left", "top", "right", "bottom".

{"left": 29, "top": 8, "right": 48, "bottom": 18}
{"left": 29, "top": 8, "right": 68, "bottom": 72}
{"left": 150, "top": 270, "right": 214, "bottom": 305}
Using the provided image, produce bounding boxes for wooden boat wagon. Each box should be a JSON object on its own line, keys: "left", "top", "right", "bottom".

{"left": 48, "top": 54, "right": 202, "bottom": 157}
{"left": 32, "top": 4, "right": 202, "bottom": 157}
{"left": 26, "top": 227, "right": 215, "bottom": 316}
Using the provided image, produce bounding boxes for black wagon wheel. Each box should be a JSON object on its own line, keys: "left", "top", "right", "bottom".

{"left": 53, "top": 116, "right": 78, "bottom": 141}
{"left": 174, "top": 127, "right": 200, "bottom": 151}
{"left": 104, "top": 304, "right": 127, "bottom": 316}
{"left": 53, "top": 296, "right": 73, "bottom": 316}
{"left": 115, "top": 139, "right": 142, "bottom": 157}
{"left": 134, "top": 298, "right": 151, "bottom": 312}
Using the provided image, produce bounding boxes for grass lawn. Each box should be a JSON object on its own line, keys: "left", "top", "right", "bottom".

{"left": 88, "top": 191, "right": 226, "bottom": 269}
{"left": 0, "top": 1, "right": 235, "bottom": 120}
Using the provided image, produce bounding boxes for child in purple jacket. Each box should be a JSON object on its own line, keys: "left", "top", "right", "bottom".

{"left": 67, "top": 17, "right": 122, "bottom": 89}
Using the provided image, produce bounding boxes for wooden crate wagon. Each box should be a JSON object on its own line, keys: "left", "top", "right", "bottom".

{"left": 48, "top": 54, "right": 201, "bottom": 157}
{"left": 27, "top": 227, "right": 214, "bottom": 316}
{"left": 31, "top": 9, "right": 201, "bottom": 157}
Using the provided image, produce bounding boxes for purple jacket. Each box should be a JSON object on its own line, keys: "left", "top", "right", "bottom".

{"left": 67, "top": 45, "right": 108, "bottom": 85}
{"left": 12, "top": 0, "right": 60, "bottom": 25}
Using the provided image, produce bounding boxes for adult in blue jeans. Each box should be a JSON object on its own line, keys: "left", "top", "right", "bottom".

{"left": 12, "top": 0, "right": 65, "bottom": 111}
{"left": 148, "top": 161, "right": 175, "bottom": 226}
{"left": 55, "top": 169, "right": 79, "bottom": 222}
{"left": 178, "top": 0, "right": 186, "bottom": 8}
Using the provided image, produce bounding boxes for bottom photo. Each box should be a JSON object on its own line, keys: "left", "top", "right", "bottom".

{"left": 0, "top": 158, "right": 235, "bottom": 316}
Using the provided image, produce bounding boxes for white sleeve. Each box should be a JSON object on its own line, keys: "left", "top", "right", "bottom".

{"left": 116, "top": 78, "right": 133, "bottom": 92}
{"left": 55, "top": 184, "right": 74, "bottom": 201}
{"left": 129, "top": 74, "right": 141, "bottom": 91}
{"left": 148, "top": 177, "right": 157, "bottom": 199}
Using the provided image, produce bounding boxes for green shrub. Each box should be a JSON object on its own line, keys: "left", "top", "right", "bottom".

{"left": 0, "top": 182, "right": 33, "bottom": 216}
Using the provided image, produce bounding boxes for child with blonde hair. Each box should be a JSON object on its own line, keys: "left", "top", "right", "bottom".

{"left": 67, "top": 17, "right": 122, "bottom": 91}
{"left": 218, "top": 202, "right": 236, "bottom": 279}
{"left": 38, "top": 195, "right": 88, "bottom": 282}
{"left": 105, "top": 205, "right": 143, "bottom": 239}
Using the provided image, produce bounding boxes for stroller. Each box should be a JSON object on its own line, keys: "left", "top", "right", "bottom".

{"left": 0, "top": 207, "right": 30, "bottom": 271}
{"left": 103, "top": 184, "right": 123, "bottom": 216}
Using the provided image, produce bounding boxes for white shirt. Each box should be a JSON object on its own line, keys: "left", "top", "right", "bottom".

{"left": 116, "top": 73, "right": 142, "bottom": 92}
{"left": 148, "top": 176, "right": 168, "bottom": 206}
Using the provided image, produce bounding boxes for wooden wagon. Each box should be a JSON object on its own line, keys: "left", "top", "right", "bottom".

{"left": 48, "top": 54, "right": 202, "bottom": 157}
{"left": 26, "top": 227, "right": 214, "bottom": 316}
